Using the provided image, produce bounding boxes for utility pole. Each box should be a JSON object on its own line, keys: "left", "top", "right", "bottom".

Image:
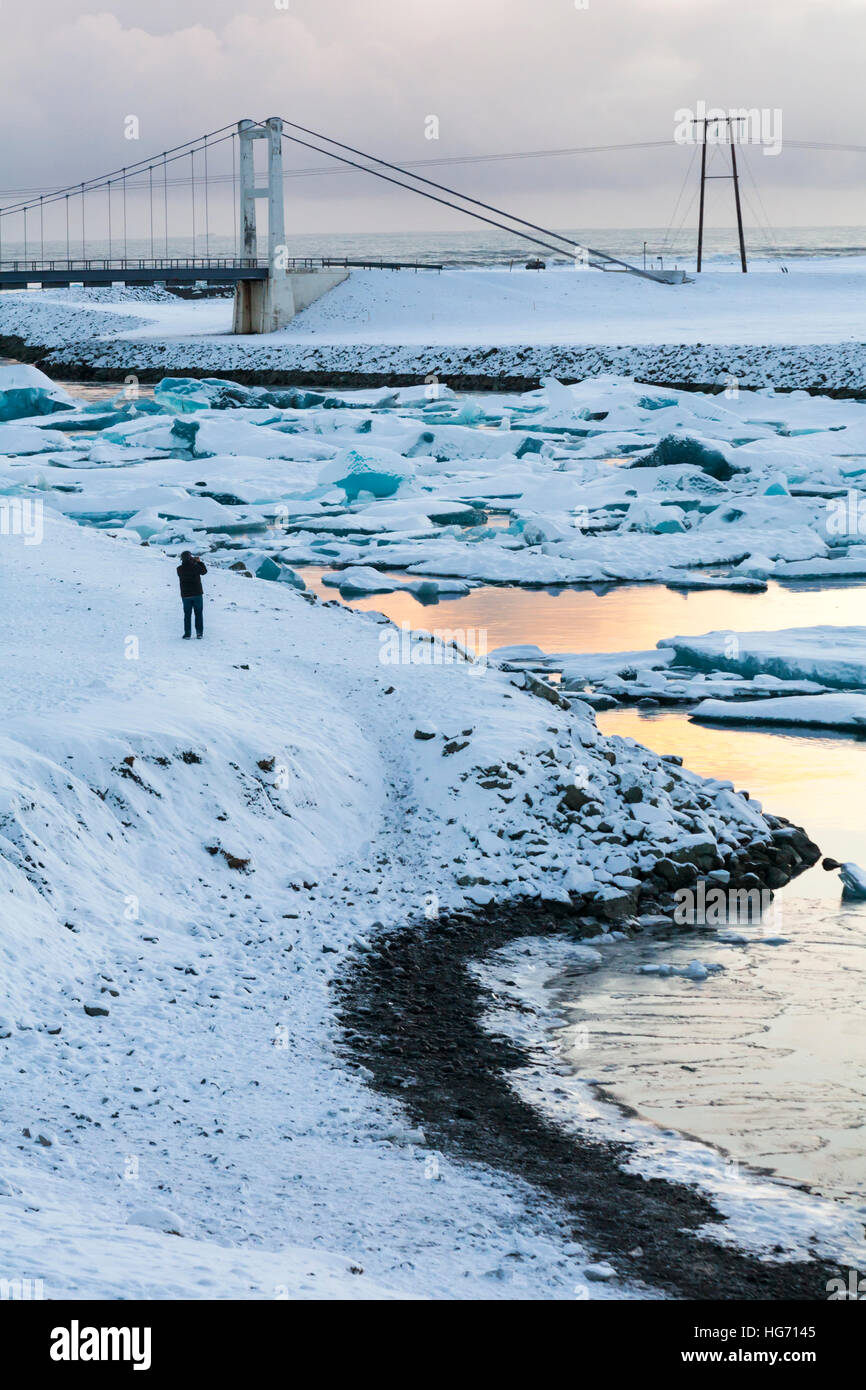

{"left": 696, "top": 126, "right": 708, "bottom": 273}
{"left": 729, "top": 118, "right": 748, "bottom": 273}
{"left": 694, "top": 115, "right": 748, "bottom": 273}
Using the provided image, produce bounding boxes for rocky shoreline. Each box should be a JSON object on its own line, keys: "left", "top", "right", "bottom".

{"left": 338, "top": 823, "right": 828, "bottom": 1300}
{"left": 2, "top": 326, "right": 865, "bottom": 397}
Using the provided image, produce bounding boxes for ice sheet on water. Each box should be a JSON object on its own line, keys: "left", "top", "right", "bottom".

{"left": 692, "top": 692, "right": 866, "bottom": 732}
{"left": 11, "top": 366, "right": 866, "bottom": 594}
{"left": 660, "top": 626, "right": 866, "bottom": 688}
{"left": 0, "top": 422, "right": 77, "bottom": 454}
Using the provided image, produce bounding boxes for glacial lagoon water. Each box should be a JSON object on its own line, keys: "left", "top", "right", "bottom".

{"left": 304, "top": 565, "right": 866, "bottom": 1211}
{"left": 50, "top": 373, "right": 866, "bottom": 1220}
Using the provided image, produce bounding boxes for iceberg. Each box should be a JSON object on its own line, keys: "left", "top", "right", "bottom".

{"left": 622, "top": 499, "right": 687, "bottom": 534}
{"left": 0, "top": 364, "right": 75, "bottom": 422}
{"left": 839, "top": 863, "right": 866, "bottom": 899}
{"left": 630, "top": 434, "right": 740, "bottom": 481}
{"left": 189, "top": 419, "right": 336, "bottom": 463}
{"left": 255, "top": 557, "right": 306, "bottom": 588}
{"left": 322, "top": 566, "right": 399, "bottom": 595}
{"left": 661, "top": 626, "right": 866, "bottom": 688}
{"left": 318, "top": 446, "right": 416, "bottom": 502}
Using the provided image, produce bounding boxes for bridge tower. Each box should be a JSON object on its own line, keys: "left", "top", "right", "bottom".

{"left": 232, "top": 116, "right": 348, "bottom": 334}
{"left": 232, "top": 117, "right": 294, "bottom": 333}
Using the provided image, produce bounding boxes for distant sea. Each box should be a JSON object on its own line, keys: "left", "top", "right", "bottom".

{"left": 275, "top": 225, "right": 866, "bottom": 271}
{"left": 2, "top": 225, "right": 864, "bottom": 272}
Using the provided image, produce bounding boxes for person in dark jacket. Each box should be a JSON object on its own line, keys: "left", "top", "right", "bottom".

{"left": 177, "top": 551, "right": 207, "bottom": 639}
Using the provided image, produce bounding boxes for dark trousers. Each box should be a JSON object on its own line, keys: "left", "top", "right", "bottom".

{"left": 182, "top": 594, "right": 204, "bottom": 637}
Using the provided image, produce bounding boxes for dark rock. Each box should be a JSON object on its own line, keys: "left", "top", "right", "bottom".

{"left": 561, "top": 784, "right": 593, "bottom": 812}
{"left": 654, "top": 858, "right": 697, "bottom": 889}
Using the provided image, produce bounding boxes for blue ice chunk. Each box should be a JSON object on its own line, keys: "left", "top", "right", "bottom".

{"left": 318, "top": 447, "right": 414, "bottom": 502}
{"left": 0, "top": 365, "right": 75, "bottom": 421}
{"left": 255, "top": 557, "right": 306, "bottom": 588}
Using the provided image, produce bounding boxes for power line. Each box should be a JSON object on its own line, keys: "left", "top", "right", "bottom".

{"left": 0, "top": 138, "right": 677, "bottom": 200}
{"left": 1, "top": 133, "right": 864, "bottom": 207}
{"left": 276, "top": 119, "right": 670, "bottom": 279}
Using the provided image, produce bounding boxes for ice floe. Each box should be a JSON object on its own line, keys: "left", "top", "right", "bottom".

{"left": 4, "top": 368, "right": 866, "bottom": 602}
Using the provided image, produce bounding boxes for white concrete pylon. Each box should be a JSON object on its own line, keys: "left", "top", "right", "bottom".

{"left": 236, "top": 119, "right": 259, "bottom": 263}
{"left": 232, "top": 116, "right": 347, "bottom": 333}
{"left": 265, "top": 117, "right": 286, "bottom": 275}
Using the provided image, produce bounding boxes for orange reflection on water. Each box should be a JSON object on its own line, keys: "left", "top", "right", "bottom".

{"left": 306, "top": 568, "right": 866, "bottom": 659}
{"left": 305, "top": 565, "right": 866, "bottom": 896}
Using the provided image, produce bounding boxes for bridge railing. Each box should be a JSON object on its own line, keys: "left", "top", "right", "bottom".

{"left": 0, "top": 257, "right": 266, "bottom": 273}
{"left": 0, "top": 255, "right": 444, "bottom": 275}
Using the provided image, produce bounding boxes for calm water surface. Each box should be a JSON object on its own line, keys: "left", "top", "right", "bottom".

{"left": 307, "top": 564, "right": 866, "bottom": 1208}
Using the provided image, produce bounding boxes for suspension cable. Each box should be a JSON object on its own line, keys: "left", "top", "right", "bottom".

{"left": 0, "top": 122, "right": 239, "bottom": 221}
{"left": 278, "top": 124, "right": 635, "bottom": 270}
{"left": 190, "top": 149, "right": 196, "bottom": 258}
{"left": 203, "top": 135, "right": 210, "bottom": 256}
{"left": 279, "top": 116, "right": 605, "bottom": 262}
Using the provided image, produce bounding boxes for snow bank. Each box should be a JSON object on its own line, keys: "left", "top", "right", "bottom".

{"left": 3, "top": 501, "right": 817, "bottom": 1297}
{"left": 0, "top": 494, "right": 821, "bottom": 1298}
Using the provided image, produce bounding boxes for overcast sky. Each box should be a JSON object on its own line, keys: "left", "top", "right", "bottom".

{"left": 2, "top": 0, "right": 864, "bottom": 237}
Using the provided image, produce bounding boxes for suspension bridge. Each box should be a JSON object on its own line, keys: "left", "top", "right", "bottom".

{"left": 0, "top": 116, "right": 689, "bottom": 332}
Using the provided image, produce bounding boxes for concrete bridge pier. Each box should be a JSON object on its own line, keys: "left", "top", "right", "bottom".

{"left": 232, "top": 117, "right": 347, "bottom": 334}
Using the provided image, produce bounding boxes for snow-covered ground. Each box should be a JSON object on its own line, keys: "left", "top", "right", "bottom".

{"left": 8, "top": 263, "right": 866, "bottom": 346}
{"left": 1, "top": 264, "right": 864, "bottom": 388}
{"left": 1, "top": 506, "right": 814, "bottom": 1299}
{"left": 2, "top": 363, "right": 849, "bottom": 1298}
{"left": 1, "top": 508, "right": 647, "bottom": 1299}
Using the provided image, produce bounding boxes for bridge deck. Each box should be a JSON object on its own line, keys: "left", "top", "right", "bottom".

{"left": 0, "top": 256, "right": 444, "bottom": 289}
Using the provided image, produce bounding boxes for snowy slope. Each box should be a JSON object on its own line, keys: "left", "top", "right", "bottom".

{"left": 2, "top": 270, "right": 865, "bottom": 388}
{"left": 0, "top": 500, "right": 815, "bottom": 1299}
{"left": 8, "top": 265, "right": 866, "bottom": 347}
